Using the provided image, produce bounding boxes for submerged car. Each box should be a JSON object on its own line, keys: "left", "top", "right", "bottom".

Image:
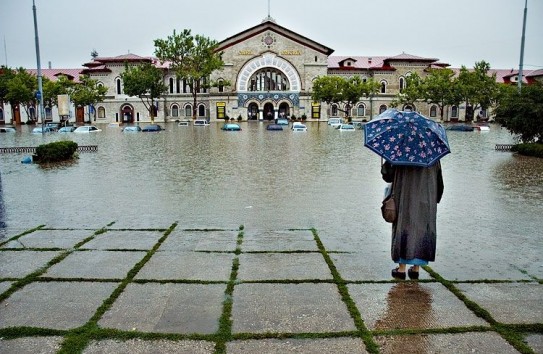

{"left": 0, "top": 127, "right": 16, "bottom": 133}
{"left": 74, "top": 126, "right": 102, "bottom": 133}
{"left": 337, "top": 124, "right": 356, "bottom": 131}
{"left": 122, "top": 126, "right": 142, "bottom": 132}
{"left": 58, "top": 126, "right": 76, "bottom": 133}
{"left": 194, "top": 119, "right": 210, "bottom": 126}
{"left": 221, "top": 123, "right": 242, "bottom": 131}
{"left": 327, "top": 118, "right": 344, "bottom": 127}
{"left": 31, "top": 126, "right": 54, "bottom": 134}
{"left": 275, "top": 118, "right": 289, "bottom": 125}
{"left": 266, "top": 124, "right": 283, "bottom": 131}
{"left": 291, "top": 122, "right": 307, "bottom": 132}
{"left": 141, "top": 124, "right": 163, "bottom": 132}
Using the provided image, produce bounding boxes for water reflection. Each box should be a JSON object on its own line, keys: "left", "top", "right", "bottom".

{"left": 0, "top": 173, "right": 6, "bottom": 236}
{"left": 0, "top": 122, "right": 542, "bottom": 270}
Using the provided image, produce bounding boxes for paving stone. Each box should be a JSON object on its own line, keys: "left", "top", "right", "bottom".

{"left": 99, "top": 283, "right": 225, "bottom": 334}
{"left": 42, "top": 250, "right": 146, "bottom": 279}
{"left": 0, "top": 281, "right": 118, "bottom": 330}
{"left": 159, "top": 230, "right": 239, "bottom": 252}
{"left": 0, "top": 336, "right": 64, "bottom": 354}
{"left": 375, "top": 332, "right": 519, "bottom": 354}
{"left": 430, "top": 254, "right": 533, "bottom": 281}
{"left": 135, "top": 252, "right": 234, "bottom": 281}
{"left": 232, "top": 283, "right": 356, "bottom": 334}
{"left": 456, "top": 282, "right": 543, "bottom": 324}
{"left": 81, "top": 230, "right": 163, "bottom": 250}
{"left": 348, "top": 282, "right": 489, "bottom": 330}
{"left": 330, "top": 252, "right": 433, "bottom": 281}
{"left": 227, "top": 337, "right": 368, "bottom": 353}
{"left": 0, "top": 250, "right": 61, "bottom": 278}
{"left": 0, "top": 281, "right": 13, "bottom": 294}
{"left": 83, "top": 338, "right": 215, "bottom": 354}
{"left": 242, "top": 230, "right": 318, "bottom": 251}
{"left": 237, "top": 253, "right": 332, "bottom": 281}
{"left": 524, "top": 333, "right": 543, "bottom": 354}
{"left": 1, "top": 229, "right": 94, "bottom": 249}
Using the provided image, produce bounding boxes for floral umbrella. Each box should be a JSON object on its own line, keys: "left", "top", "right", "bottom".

{"left": 364, "top": 109, "right": 451, "bottom": 167}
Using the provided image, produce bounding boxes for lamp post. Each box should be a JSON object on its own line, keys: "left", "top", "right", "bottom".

{"left": 32, "top": 0, "right": 45, "bottom": 132}
{"left": 518, "top": 0, "right": 528, "bottom": 93}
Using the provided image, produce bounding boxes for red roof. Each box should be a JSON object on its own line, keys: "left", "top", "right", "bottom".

{"left": 27, "top": 68, "right": 83, "bottom": 82}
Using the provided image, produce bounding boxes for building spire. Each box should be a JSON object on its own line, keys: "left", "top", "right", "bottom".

{"left": 262, "top": 0, "right": 276, "bottom": 23}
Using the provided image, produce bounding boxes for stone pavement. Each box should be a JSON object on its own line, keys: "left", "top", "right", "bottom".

{"left": 0, "top": 223, "right": 542, "bottom": 353}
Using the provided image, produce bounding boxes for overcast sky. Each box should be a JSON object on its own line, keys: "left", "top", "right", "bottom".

{"left": 1, "top": 0, "right": 541, "bottom": 71}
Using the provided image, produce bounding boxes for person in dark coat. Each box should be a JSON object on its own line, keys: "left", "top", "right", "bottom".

{"left": 381, "top": 161, "right": 444, "bottom": 280}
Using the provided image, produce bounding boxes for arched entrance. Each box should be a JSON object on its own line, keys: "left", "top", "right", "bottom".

{"left": 248, "top": 102, "right": 259, "bottom": 120}
{"left": 263, "top": 102, "right": 274, "bottom": 121}
{"left": 121, "top": 105, "right": 134, "bottom": 123}
{"left": 278, "top": 102, "right": 290, "bottom": 118}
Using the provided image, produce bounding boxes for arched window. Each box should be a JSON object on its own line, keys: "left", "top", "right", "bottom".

{"left": 169, "top": 78, "right": 174, "bottom": 94}
{"left": 399, "top": 77, "right": 405, "bottom": 93}
{"left": 331, "top": 104, "right": 339, "bottom": 117}
{"left": 249, "top": 68, "right": 290, "bottom": 91}
{"left": 184, "top": 105, "right": 192, "bottom": 117}
{"left": 451, "top": 106, "right": 458, "bottom": 118}
{"left": 379, "top": 105, "right": 387, "bottom": 114}
{"left": 218, "top": 79, "right": 224, "bottom": 93}
{"left": 45, "top": 107, "right": 52, "bottom": 119}
{"left": 357, "top": 104, "right": 366, "bottom": 117}
{"left": 98, "top": 106, "right": 106, "bottom": 119}
{"left": 198, "top": 104, "right": 206, "bottom": 117}
{"left": 380, "top": 81, "right": 387, "bottom": 94}
{"left": 116, "top": 78, "right": 122, "bottom": 95}
{"left": 171, "top": 104, "right": 179, "bottom": 117}
{"left": 176, "top": 78, "right": 181, "bottom": 94}
{"left": 430, "top": 105, "right": 437, "bottom": 117}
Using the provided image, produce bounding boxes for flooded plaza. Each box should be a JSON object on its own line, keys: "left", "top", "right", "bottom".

{"left": 0, "top": 121, "right": 542, "bottom": 277}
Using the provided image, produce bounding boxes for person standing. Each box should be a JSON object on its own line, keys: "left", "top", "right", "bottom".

{"left": 381, "top": 161, "right": 444, "bottom": 280}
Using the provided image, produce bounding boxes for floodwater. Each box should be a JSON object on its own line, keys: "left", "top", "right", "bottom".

{"left": 1, "top": 122, "right": 542, "bottom": 271}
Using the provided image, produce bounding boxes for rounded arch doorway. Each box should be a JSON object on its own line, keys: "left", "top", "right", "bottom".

{"left": 263, "top": 102, "right": 274, "bottom": 121}
{"left": 121, "top": 104, "right": 134, "bottom": 123}
{"left": 278, "top": 102, "right": 290, "bottom": 119}
{"left": 248, "top": 102, "right": 259, "bottom": 120}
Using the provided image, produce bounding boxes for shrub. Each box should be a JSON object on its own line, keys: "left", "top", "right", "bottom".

{"left": 34, "top": 141, "right": 78, "bottom": 163}
{"left": 511, "top": 143, "right": 543, "bottom": 158}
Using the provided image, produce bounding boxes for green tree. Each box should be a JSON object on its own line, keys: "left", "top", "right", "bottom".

{"left": 391, "top": 72, "right": 424, "bottom": 109}
{"left": 0, "top": 66, "right": 16, "bottom": 105}
{"left": 43, "top": 75, "right": 74, "bottom": 109}
{"left": 495, "top": 82, "right": 543, "bottom": 143}
{"left": 70, "top": 75, "right": 107, "bottom": 122}
{"left": 154, "top": 29, "right": 224, "bottom": 119}
{"left": 5, "top": 68, "right": 38, "bottom": 123}
{"left": 312, "top": 76, "right": 379, "bottom": 119}
{"left": 422, "top": 68, "right": 460, "bottom": 119}
{"left": 456, "top": 61, "right": 499, "bottom": 121}
{"left": 120, "top": 62, "right": 167, "bottom": 123}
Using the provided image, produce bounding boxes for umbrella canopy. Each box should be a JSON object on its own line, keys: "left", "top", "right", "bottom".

{"left": 364, "top": 109, "right": 451, "bottom": 167}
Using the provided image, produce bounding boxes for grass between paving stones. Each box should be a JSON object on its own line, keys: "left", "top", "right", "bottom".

{"left": 423, "top": 266, "right": 539, "bottom": 354}
{"left": 0, "top": 225, "right": 45, "bottom": 248}
{"left": 1, "top": 224, "right": 541, "bottom": 353}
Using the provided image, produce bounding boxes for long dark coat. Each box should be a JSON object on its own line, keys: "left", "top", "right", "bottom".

{"left": 382, "top": 162, "right": 444, "bottom": 263}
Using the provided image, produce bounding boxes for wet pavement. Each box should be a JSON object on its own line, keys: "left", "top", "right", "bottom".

{"left": 0, "top": 225, "right": 541, "bottom": 353}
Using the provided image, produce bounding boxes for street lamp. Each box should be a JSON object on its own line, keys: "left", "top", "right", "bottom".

{"left": 32, "top": 0, "right": 45, "bottom": 133}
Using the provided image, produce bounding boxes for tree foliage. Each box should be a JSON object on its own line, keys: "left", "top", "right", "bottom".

{"left": 312, "top": 76, "right": 380, "bottom": 118}
{"left": 422, "top": 68, "right": 460, "bottom": 119}
{"left": 495, "top": 82, "right": 543, "bottom": 143}
{"left": 154, "top": 29, "right": 224, "bottom": 119}
{"left": 391, "top": 72, "right": 424, "bottom": 109}
{"left": 69, "top": 75, "right": 107, "bottom": 108}
{"left": 456, "top": 61, "right": 500, "bottom": 121}
{"left": 120, "top": 62, "right": 167, "bottom": 123}
{"left": 5, "top": 68, "right": 38, "bottom": 122}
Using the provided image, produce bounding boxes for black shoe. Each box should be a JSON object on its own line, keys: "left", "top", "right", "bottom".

{"left": 391, "top": 267, "right": 406, "bottom": 280}
{"left": 408, "top": 267, "right": 419, "bottom": 280}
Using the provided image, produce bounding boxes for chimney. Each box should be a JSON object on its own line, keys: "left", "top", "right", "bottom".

{"left": 48, "top": 61, "right": 52, "bottom": 69}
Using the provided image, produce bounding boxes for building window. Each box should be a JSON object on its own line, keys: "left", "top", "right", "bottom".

{"left": 218, "top": 79, "right": 224, "bottom": 93}
{"left": 116, "top": 78, "right": 122, "bottom": 94}
{"left": 249, "top": 68, "right": 289, "bottom": 91}
{"left": 399, "top": 77, "right": 405, "bottom": 93}
{"left": 176, "top": 78, "right": 180, "bottom": 94}
{"left": 198, "top": 104, "right": 206, "bottom": 117}
{"left": 451, "top": 106, "right": 458, "bottom": 118}
{"left": 357, "top": 104, "right": 366, "bottom": 117}
{"left": 45, "top": 107, "right": 52, "bottom": 119}
{"left": 380, "top": 81, "right": 387, "bottom": 94}
{"left": 169, "top": 78, "right": 174, "bottom": 94}
{"left": 379, "top": 105, "right": 387, "bottom": 114}
{"left": 98, "top": 106, "right": 106, "bottom": 119}
{"left": 430, "top": 105, "right": 437, "bottom": 117}
{"left": 0, "top": 108, "right": 4, "bottom": 121}
{"left": 171, "top": 104, "right": 179, "bottom": 117}
{"left": 185, "top": 105, "right": 192, "bottom": 117}
{"left": 29, "top": 106, "right": 36, "bottom": 120}
{"left": 331, "top": 104, "right": 339, "bottom": 116}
